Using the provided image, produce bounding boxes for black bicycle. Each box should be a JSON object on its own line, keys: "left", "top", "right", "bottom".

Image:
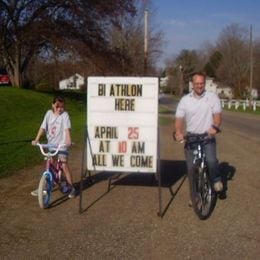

{"left": 185, "top": 133, "right": 217, "bottom": 220}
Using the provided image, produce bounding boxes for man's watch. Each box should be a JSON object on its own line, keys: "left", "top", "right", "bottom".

{"left": 211, "top": 125, "right": 221, "bottom": 133}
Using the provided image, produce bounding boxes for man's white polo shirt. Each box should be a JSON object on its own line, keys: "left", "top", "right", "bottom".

{"left": 175, "top": 91, "right": 222, "bottom": 134}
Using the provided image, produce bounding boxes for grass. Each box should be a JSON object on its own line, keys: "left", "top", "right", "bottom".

{"left": 0, "top": 87, "right": 86, "bottom": 178}
{"left": 159, "top": 105, "right": 173, "bottom": 125}
{"left": 223, "top": 106, "right": 260, "bottom": 115}
{"left": 159, "top": 106, "right": 171, "bottom": 114}
{"left": 159, "top": 116, "right": 172, "bottom": 125}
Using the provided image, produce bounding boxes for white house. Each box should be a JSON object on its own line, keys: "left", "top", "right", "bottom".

{"left": 250, "top": 88, "right": 258, "bottom": 99}
{"left": 59, "top": 73, "right": 85, "bottom": 90}
{"left": 216, "top": 86, "right": 233, "bottom": 99}
{"left": 160, "top": 76, "right": 168, "bottom": 89}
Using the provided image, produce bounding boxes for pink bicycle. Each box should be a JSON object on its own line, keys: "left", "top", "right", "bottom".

{"left": 33, "top": 143, "right": 71, "bottom": 209}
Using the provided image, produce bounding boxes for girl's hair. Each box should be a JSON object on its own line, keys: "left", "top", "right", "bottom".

{"left": 52, "top": 96, "right": 65, "bottom": 104}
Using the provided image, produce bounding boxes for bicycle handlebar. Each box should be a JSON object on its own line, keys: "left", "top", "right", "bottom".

{"left": 33, "top": 143, "right": 68, "bottom": 157}
{"left": 173, "top": 132, "right": 210, "bottom": 144}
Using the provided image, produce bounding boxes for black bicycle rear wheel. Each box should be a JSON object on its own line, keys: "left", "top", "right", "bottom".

{"left": 190, "top": 164, "right": 217, "bottom": 220}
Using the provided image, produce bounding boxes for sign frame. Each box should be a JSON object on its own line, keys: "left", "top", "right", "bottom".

{"left": 79, "top": 76, "right": 162, "bottom": 216}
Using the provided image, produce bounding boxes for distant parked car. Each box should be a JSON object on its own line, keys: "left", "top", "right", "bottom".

{"left": 0, "top": 69, "right": 11, "bottom": 85}
{"left": 158, "top": 92, "right": 165, "bottom": 103}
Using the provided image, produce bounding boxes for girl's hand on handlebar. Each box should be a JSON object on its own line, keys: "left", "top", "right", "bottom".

{"left": 31, "top": 140, "right": 38, "bottom": 146}
{"left": 65, "top": 142, "right": 74, "bottom": 147}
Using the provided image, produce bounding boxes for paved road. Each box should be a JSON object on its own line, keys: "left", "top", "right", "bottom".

{"left": 222, "top": 110, "right": 260, "bottom": 142}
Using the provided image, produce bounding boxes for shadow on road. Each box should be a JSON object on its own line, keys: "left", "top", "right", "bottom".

{"left": 78, "top": 160, "right": 187, "bottom": 216}
{"left": 219, "top": 161, "right": 236, "bottom": 200}
{"left": 48, "top": 194, "right": 70, "bottom": 209}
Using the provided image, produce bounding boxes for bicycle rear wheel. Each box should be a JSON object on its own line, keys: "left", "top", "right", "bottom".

{"left": 38, "top": 171, "right": 52, "bottom": 209}
{"left": 190, "top": 164, "right": 217, "bottom": 220}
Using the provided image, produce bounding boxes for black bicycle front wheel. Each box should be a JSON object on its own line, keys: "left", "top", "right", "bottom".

{"left": 38, "top": 172, "right": 52, "bottom": 209}
{"left": 190, "top": 165, "right": 217, "bottom": 220}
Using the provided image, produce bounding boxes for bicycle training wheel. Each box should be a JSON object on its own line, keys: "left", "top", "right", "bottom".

{"left": 38, "top": 172, "right": 52, "bottom": 209}
{"left": 190, "top": 165, "right": 217, "bottom": 220}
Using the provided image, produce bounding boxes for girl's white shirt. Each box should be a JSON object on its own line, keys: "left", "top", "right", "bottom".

{"left": 40, "top": 110, "right": 71, "bottom": 149}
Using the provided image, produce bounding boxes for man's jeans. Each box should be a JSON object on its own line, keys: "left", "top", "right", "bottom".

{"left": 184, "top": 138, "right": 221, "bottom": 183}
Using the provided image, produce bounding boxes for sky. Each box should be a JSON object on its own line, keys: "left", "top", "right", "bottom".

{"left": 152, "top": 0, "right": 260, "bottom": 66}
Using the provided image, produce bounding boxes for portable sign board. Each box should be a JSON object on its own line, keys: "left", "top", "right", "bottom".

{"left": 87, "top": 77, "right": 158, "bottom": 173}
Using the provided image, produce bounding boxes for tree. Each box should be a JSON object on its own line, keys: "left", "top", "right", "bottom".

{"left": 216, "top": 24, "right": 250, "bottom": 98}
{"left": 107, "top": 0, "right": 163, "bottom": 76}
{"left": 253, "top": 39, "right": 260, "bottom": 97}
{"left": 0, "top": 0, "right": 136, "bottom": 87}
{"left": 165, "top": 49, "right": 200, "bottom": 95}
{"left": 204, "top": 51, "right": 223, "bottom": 78}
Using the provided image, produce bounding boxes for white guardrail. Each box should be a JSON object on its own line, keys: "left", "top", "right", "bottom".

{"left": 221, "top": 99, "right": 260, "bottom": 111}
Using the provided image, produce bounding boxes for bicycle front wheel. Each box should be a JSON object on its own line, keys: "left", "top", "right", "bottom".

{"left": 190, "top": 164, "right": 217, "bottom": 220}
{"left": 38, "top": 171, "right": 52, "bottom": 209}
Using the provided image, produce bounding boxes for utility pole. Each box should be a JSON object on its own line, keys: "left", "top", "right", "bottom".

{"left": 144, "top": 10, "right": 148, "bottom": 76}
{"left": 179, "top": 65, "right": 184, "bottom": 96}
{"left": 249, "top": 24, "right": 253, "bottom": 105}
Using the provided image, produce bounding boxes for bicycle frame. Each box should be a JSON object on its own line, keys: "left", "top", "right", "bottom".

{"left": 47, "top": 157, "right": 62, "bottom": 184}
{"left": 192, "top": 142, "right": 205, "bottom": 165}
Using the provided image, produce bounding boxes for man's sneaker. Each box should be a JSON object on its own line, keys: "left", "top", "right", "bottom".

{"left": 31, "top": 189, "right": 38, "bottom": 196}
{"left": 214, "top": 181, "right": 223, "bottom": 192}
{"left": 68, "top": 187, "right": 76, "bottom": 199}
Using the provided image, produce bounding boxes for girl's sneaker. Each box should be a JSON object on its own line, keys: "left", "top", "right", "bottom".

{"left": 31, "top": 189, "right": 38, "bottom": 196}
{"left": 31, "top": 189, "right": 47, "bottom": 196}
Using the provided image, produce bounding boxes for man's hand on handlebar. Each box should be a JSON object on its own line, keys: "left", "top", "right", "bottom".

{"left": 173, "top": 131, "right": 185, "bottom": 143}
{"left": 207, "top": 125, "right": 221, "bottom": 137}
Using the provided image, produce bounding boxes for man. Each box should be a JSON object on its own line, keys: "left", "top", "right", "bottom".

{"left": 175, "top": 72, "right": 223, "bottom": 192}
